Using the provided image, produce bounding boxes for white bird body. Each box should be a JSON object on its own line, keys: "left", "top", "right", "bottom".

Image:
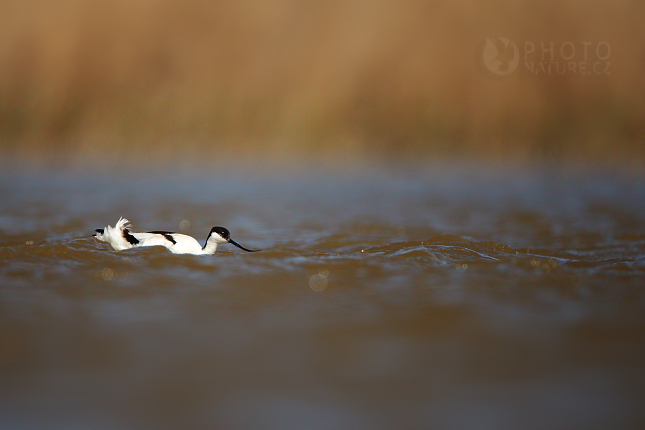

{"left": 94, "top": 217, "right": 259, "bottom": 255}
{"left": 94, "top": 217, "right": 136, "bottom": 251}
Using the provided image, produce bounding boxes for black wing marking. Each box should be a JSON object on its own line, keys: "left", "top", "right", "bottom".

{"left": 147, "top": 231, "right": 177, "bottom": 245}
{"left": 123, "top": 228, "right": 140, "bottom": 245}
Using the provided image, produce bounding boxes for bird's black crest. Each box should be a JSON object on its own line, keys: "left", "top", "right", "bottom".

{"left": 210, "top": 226, "right": 230, "bottom": 240}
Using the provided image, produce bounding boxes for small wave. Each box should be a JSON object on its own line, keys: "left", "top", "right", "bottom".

{"left": 352, "top": 236, "right": 518, "bottom": 266}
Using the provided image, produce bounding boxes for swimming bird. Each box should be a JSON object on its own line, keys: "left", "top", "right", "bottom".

{"left": 93, "top": 217, "right": 260, "bottom": 255}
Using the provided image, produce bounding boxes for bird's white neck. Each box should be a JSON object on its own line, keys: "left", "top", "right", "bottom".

{"left": 201, "top": 237, "right": 220, "bottom": 255}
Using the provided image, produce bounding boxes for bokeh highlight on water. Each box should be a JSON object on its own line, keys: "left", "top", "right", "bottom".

{"left": 1, "top": 167, "right": 644, "bottom": 429}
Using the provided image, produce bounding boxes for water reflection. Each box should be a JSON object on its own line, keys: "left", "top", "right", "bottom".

{"left": 0, "top": 169, "right": 644, "bottom": 429}
{"left": 309, "top": 270, "right": 329, "bottom": 292}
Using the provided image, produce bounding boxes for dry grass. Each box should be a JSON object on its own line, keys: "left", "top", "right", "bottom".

{"left": 1, "top": 0, "right": 644, "bottom": 168}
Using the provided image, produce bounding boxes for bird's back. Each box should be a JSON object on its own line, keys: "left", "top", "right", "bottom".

{"left": 134, "top": 232, "right": 203, "bottom": 254}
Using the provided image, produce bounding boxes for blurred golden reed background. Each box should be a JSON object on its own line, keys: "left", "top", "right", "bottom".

{"left": 1, "top": 0, "right": 644, "bottom": 169}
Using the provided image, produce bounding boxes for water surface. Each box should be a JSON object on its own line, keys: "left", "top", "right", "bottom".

{"left": 1, "top": 167, "right": 644, "bottom": 429}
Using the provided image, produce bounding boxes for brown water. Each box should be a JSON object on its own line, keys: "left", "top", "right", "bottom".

{"left": 1, "top": 167, "right": 644, "bottom": 429}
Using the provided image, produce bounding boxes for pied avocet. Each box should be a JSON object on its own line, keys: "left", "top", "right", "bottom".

{"left": 94, "top": 217, "right": 260, "bottom": 255}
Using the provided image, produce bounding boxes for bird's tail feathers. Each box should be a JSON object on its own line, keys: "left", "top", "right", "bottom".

{"left": 114, "top": 217, "right": 132, "bottom": 232}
